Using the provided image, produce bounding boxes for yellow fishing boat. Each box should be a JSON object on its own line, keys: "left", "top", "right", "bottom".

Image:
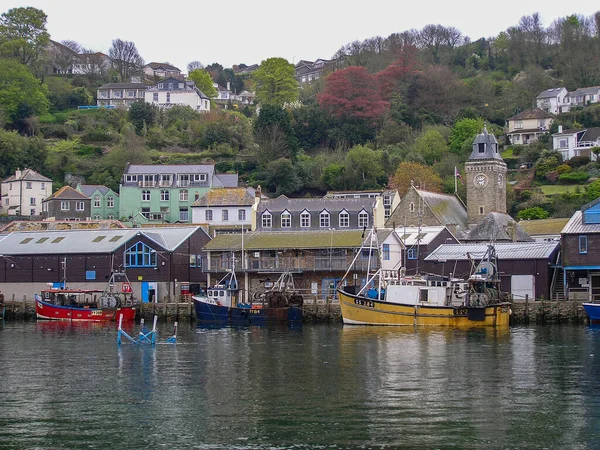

{"left": 337, "top": 232, "right": 511, "bottom": 327}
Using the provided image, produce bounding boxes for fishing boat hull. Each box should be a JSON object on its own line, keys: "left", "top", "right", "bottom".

{"left": 193, "top": 297, "right": 302, "bottom": 326}
{"left": 338, "top": 289, "right": 510, "bottom": 327}
{"left": 583, "top": 303, "right": 600, "bottom": 322}
{"left": 35, "top": 295, "right": 136, "bottom": 322}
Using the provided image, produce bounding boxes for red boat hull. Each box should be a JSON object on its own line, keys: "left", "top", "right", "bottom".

{"left": 35, "top": 298, "right": 136, "bottom": 322}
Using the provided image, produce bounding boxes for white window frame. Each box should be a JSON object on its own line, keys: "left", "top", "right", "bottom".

{"left": 238, "top": 209, "right": 246, "bottom": 221}
{"left": 358, "top": 211, "right": 369, "bottom": 228}
{"left": 141, "top": 190, "right": 150, "bottom": 202}
{"left": 107, "top": 196, "right": 114, "bottom": 208}
{"left": 60, "top": 201, "right": 70, "bottom": 211}
{"left": 76, "top": 201, "right": 85, "bottom": 211}
{"left": 93, "top": 196, "right": 101, "bottom": 207}
{"left": 160, "top": 190, "right": 170, "bottom": 201}
{"left": 205, "top": 209, "right": 213, "bottom": 221}
{"left": 222, "top": 210, "right": 229, "bottom": 221}
{"left": 320, "top": 211, "right": 330, "bottom": 228}
{"left": 339, "top": 211, "right": 349, "bottom": 228}
{"left": 300, "top": 211, "right": 311, "bottom": 228}
{"left": 262, "top": 211, "right": 272, "bottom": 228}
{"left": 281, "top": 210, "right": 291, "bottom": 228}
{"left": 179, "top": 190, "right": 188, "bottom": 201}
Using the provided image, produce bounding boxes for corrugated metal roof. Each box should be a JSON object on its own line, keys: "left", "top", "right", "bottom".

{"left": 0, "top": 226, "right": 204, "bottom": 255}
{"left": 561, "top": 211, "right": 600, "bottom": 234}
{"left": 425, "top": 241, "right": 559, "bottom": 261}
{"left": 203, "top": 230, "right": 365, "bottom": 251}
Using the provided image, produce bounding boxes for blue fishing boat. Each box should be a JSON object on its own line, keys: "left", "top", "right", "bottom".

{"left": 193, "top": 271, "right": 303, "bottom": 326}
{"left": 583, "top": 303, "right": 600, "bottom": 322}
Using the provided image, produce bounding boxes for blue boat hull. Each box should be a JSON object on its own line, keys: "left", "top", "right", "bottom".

{"left": 194, "top": 299, "right": 302, "bottom": 326}
{"left": 583, "top": 303, "right": 600, "bottom": 321}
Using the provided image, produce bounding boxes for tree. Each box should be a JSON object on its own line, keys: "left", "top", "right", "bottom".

{"left": 0, "top": 59, "right": 48, "bottom": 127}
{"left": 77, "top": 49, "right": 110, "bottom": 82}
{"left": 517, "top": 206, "right": 549, "bottom": 220}
{"left": 188, "top": 69, "right": 218, "bottom": 98}
{"left": 449, "top": 117, "right": 484, "bottom": 153}
{"left": 413, "top": 129, "right": 449, "bottom": 165}
{"left": 343, "top": 145, "right": 386, "bottom": 189}
{"left": 128, "top": 101, "right": 157, "bottom": 135}
{"left": 108, "top": 38, "right": 144, "bottom": 82}
{"left": 252, "top": 57, "right": 298, "bottom": 105}
{"left": 389, "top": 161, "right": 443, "bottom": 195}
{"left": 376, "top": 45, "right": 420, "bottom": 100}
{"left": 187, "top": 60, "right": 203, "bottom": 73}
{"left": 318, "top": 66, "right": 389, "bottom": 124}
{"left": 0, "top": 7, "right": 49, "bottom": 66}
{"left": 263, "top": 158, "right": 302, "bottom": 195}
{"left": 61, "top": 40, "right": 81, "bottom": 53}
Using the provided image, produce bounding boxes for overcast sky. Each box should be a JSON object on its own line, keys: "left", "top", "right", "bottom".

{"left": 2, "top": 0, "right": 599, "bottom": 71}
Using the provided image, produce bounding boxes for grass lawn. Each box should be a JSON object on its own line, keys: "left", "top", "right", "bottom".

{"left": 539, "top": 185, "right": 584, "bottom": 195}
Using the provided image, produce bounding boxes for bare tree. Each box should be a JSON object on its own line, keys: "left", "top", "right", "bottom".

{"left": 187, "top": 60, "right": 203, "bottom": 73}
{"left": 61, "top": 39, "right": 81, "bottom": 53}
{"left": 52, "top": 41, "right": 78, "bottom": 75}
{"left": 108, "top": 38, "right": 144, "bottom": 82}
{"left": 76, "top": 48, "right": 109, "bottom": 82}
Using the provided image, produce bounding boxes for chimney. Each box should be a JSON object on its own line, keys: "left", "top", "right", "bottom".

{"left": 15, "top": 168, "right": 21, "bottom": 179}
{"left": 558, "top": 125, "right": 563, "bottom": 133}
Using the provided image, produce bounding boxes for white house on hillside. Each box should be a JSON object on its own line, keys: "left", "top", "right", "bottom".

{"left": 145, "top": 77, "right": 210, "bottom": 112}
{"left": 1, "top": 169, "right": 53, "bottom": 216}
{"left": 552, "top": 126, "right": 600, "bottom": 161}
{"left": 536, "top": 87, "right": 568, "bottom": 114}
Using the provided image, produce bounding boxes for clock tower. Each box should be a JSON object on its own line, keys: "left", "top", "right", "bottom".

{"left": 465, "top": 127, "right": 507, "bottom": 224}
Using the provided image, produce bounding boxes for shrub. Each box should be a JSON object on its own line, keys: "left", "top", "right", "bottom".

{"left": 556, "top": 164, "right": 572, "bottom": 174}
{"left": 545, "top": 171, "right": 559, "bottom": 183}
{"left": 517, "top": 206, "right": 550, "bottom": 220}
{"left": 558, "top": 171, "right": 590, "bottom": 184}
{"left": 567, "top": 155, "right": 591, "bottom": 168}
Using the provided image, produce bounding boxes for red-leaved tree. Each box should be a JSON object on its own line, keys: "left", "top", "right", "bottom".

{"left": 376, "top": 45, "right": 420, "bottom": 100}
{"left": 317, "top": 66, "right": 389, "bottom": 124}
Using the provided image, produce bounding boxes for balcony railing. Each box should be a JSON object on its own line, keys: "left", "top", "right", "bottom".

{"left": 203, "top": 255, "right": 380, "bottom": 273}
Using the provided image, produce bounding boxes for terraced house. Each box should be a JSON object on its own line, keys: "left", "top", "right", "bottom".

{"left": 76, "top": 184, "right": 120, "bottom": 220}
{"left": 119, "top": 164, "right": 238, "bottom": 224}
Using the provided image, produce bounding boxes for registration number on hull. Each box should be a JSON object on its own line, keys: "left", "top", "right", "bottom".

{"left": 354, "top": 298, "right": 375, "bottom": 308}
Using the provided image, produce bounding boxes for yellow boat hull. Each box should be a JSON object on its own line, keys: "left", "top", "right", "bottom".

{"left": 338, "top": 290, "right": 510, "bottom": 327}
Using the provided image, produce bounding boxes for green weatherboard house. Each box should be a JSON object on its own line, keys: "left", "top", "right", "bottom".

{"left": 119, "top": 164, "right": 239, "bottom": 224}
{"left": 76, "top": 184, "right": 120, "bottom": 220}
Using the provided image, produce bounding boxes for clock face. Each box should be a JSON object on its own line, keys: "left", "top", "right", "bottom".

{"left": 474, "top": 174, "right": 487, "bottom": 187}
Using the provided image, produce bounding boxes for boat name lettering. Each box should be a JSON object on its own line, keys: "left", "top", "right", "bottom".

{"left": 91, "top": 310, "right": 102, "bottom": 316}
{"left": 354, "top": 299, "right": 375, "bottom": 308}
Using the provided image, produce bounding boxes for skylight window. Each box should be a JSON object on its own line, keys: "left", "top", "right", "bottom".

{"left": 52, "top": 237, "right": 65, "bottom": 243}
{"left": 20, "top": 238, "right": 33, "bottom": 244}
{"left": 35, "top": 238, "right": 48, "bottom": 244}
{"left": 93, "top": 236, "right": 106, "bottom": 242}
{"left": 109, "top": 235, "right": 122, "bottom": 242}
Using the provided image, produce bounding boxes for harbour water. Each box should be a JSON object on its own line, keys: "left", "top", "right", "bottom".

{"left": 1, "top": 322, "right": 600, "bottom": 449}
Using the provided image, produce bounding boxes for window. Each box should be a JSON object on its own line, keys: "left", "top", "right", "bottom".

{"left": 141, "top": 190, "right": 150, "bottom": 201}
{"left": 409, "top": 202, "right": 415, "bottom": 212}
{"left": 127, "top": 90, "right": 135, "bottom": 97}
{"left": 125, "top": 175, "right": 137, "bottom": 183}
{"left": 178, "top": 82, "right": 184, "bottom": 89}
{"left": 166, "top": 92, "right": 171, "bottom": 103}
{"left": 238, "top": 209, "right": 246, "bottom": 221}
{"left": 190, "top": 254, "right": 202, "bottom": 268}
{"left": 179, "top": 209, "right": 189, "bottom": 222}
{"left": 30, "top": 198, "right": 36, "bottom": 206}
{"left": 61, "top": 201, "right": 69, "bottom": 211}
{"left": 479, "top": 206, "right": 484, "bottom": 215}
{"left": 94, "top": 196, "right": 101, "bottom": 207}
{"left": 515, "top": 121, "right": 523, "bottom": 129}
{"left": 383, "top": 244, "right": 390, "bottom": 261}
{"left": 168, "top": 83, "right": 173, "bottom": 89}
{"left": 76, "top": 201, "right": 85, "bottom": 211}
{"left": 222, "top": 210, "right": 229, "bottom": 221}
{"left": 160, "top": 190, "right": 170, "bottom": 201}
{"left": 30, "top": 209, "right": 36, "bottom": 215}
{"left": 205, "top": 209, "right": 213, "bottom": 221}
{"left": 179, "top": 190, "right": 188, "bottom": 201}
{"left": 193, "top": 173, "right": 207, "bottom": 182}
{"left": 320, "top": 211, "right": 330, "bottom": 228}
{"left": 559, "top": 139, "right": 568, "bottom": 148}
{"left": 26, "top": 182, "right": 32, "bottom": 189}
{"left": 478, "top": 143, "right": 485, "bottom": 153}
{"left": 579, "top": 236, "right": 588, "bottom": 254}
{"left": 300, "top": 211, "right": 310, "bottom": 228}
{"left": 41, "top": 183, "right": 45, "bottom": 189}
{"left": 178, "top": 174, "right": 190, "bottom": 186}
{"left": 262, "top": 211, "right": 272, "bottom": 228}
{"left": 125, "top": 242, "right": 157, "bottom": 267}
{"left": 107, "top": 196, "right": 114, "bottom": 208}
{"left": 107, "top": 214, "right": 114, "bottom": 220}
{"left": 339, "top": 211, "right": 349, "bottom": 227}
{"left": 93, "top": 214, "right": 101, "bottom": 220}
{"left": 4, "top": 199, "right": 9, "bottom": 205}
{"left": 153, "top": 93, "right": 159, "bottom": 102}
{"left": 407, "top": 248, "right": 418, "bottom": 259}
{"left": 281, "top": 210, "right": 291, "bottom": 228}
{"left": 158, "top": 83, "right": 163, "bottom": 89}
{"left": 42, "top": 202, "right": 47, "bottom": 211}
{"left": 358, "top": 211, "right": 369, "bottom": 228}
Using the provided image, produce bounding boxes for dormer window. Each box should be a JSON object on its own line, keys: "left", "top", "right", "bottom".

{"left": 320, "top": 210, "right": 330, "bottom": 227}
{"left": 478, "top": 143, "right": 485, "bottom": 153}
{"left": 358, "top": 210, "right": 369, "bottom": 228}
{"left": 281, "top": 210, "right": 291, "bottom": 228}
{"left": 300, "top": 210, "right": 311, "bottom": 228}
{"left": 178, "top": 83, "right": 184, "bottom": 89}
{"left": 158, "top": 83, "right": 163, "bottom": 89}
{"left": 339, "top": 210, "right": 349, "bottom": 228}
{"left": 193, "top": 174, "right": 207, "bottom": 182}
{"left": 262, "top": 211, "right": 272, "bottom": 228}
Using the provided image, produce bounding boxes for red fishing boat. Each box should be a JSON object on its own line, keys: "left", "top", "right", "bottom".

{"left": 35, "top": 271, "right": 137, "bottom": 322}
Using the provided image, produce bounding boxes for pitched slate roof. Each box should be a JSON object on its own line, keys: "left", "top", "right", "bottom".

{"left": 192, "top": 188, "right": 255, "bottom": 207}
{"left": 507, "top": 108, "right": 553, "bottom": 121}
{"left": 3, "top": 169, "right": 52, "bottom": 183}
{"left": 581, "top": 127, "right": 600, "bottom": 142}
{"left": 417, "top": 189, "right": 468, "bottom": 232}
{"left": 425, "top": 241, "right": 560, "bottom": 261}
{"left": 203, "top": 230, "right": 365, "bottom": 251}
{"left": 257, "top": 195, "right": 375, "bottom": 214}
{"left": 566, "top": 86, "right": 600, "bottom": 97}
{"left": 0, "top": 226, "right": 206, "bottom": 255}
{"left": 78, "top": 184, "right": 113, "bottom": 197}
{"left": 213, "top": 173, "right": 239, "bottom": 188}
{"left": 145, "top": 62, "right": 180, "bottom": 71}
{"left": 45, "top": 186, "right": 89, "bottom": 200}
{"left": 536, "top": 87, "right": 566, "bottom": 99}
{"left": 465, "top": 212, "right": 532, "bottom": 242}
